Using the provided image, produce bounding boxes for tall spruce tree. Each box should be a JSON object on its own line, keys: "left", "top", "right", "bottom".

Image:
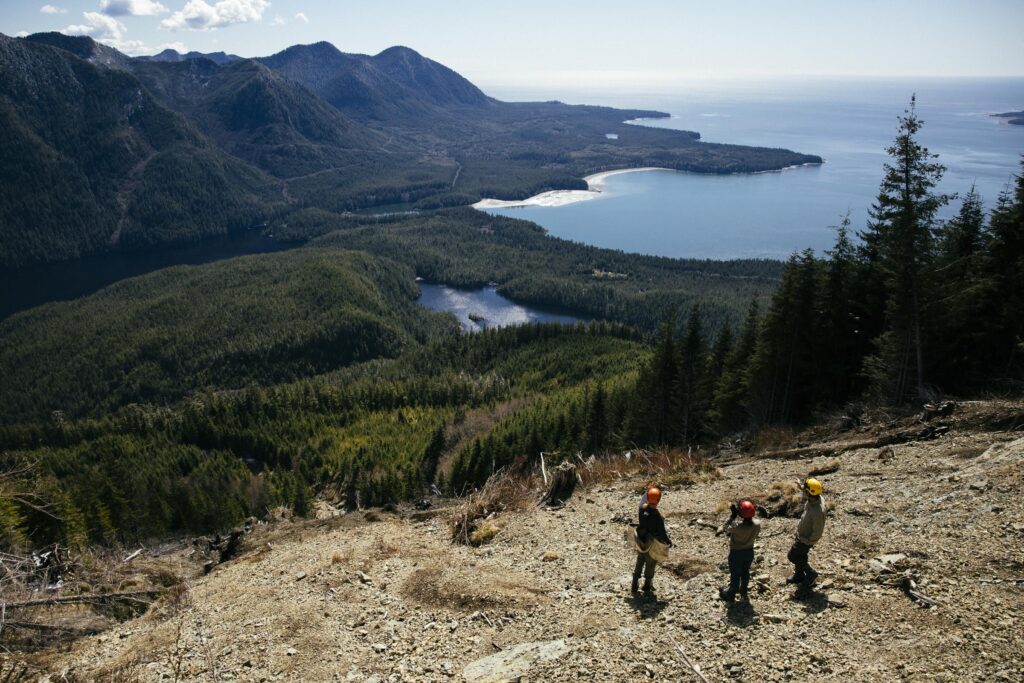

{"left": 673, "top": 305, "right": 711, "bottom": 444}
{"left": 823, "top": 214, "right": 864, "bottom": 401}
{"left": 711, "top": 301, "right": 760, "bottom": 434}
{"left": 860, "top": 96, "right": 951, "bottom": 403}
{"left": 934, "top": 186, "right": 991, "bottom": 388}
{"left": 982, "top": 161, "right": 1024, "bottom": 380}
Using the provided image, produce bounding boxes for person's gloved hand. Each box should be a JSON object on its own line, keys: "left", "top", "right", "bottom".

{"left": 729, "top": 502, "right": 739, "bottom": 516}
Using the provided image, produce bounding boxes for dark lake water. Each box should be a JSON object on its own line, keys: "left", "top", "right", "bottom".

{"left": 0, "top": 232, "right": 289, "bottom": 321}
{"left": 485, "top": 78, "right": 1024, "bottom": 259}
{"left": 417, "top": 283, "right": 579, "bottom": 331}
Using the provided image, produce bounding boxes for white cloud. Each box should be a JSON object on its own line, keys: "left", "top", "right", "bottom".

{"left": 15, "top": 30, "right": 30, "bottom": 37}
{"left": 295, "top": 12, "right": 308, "bottom": 23}
{"left": 64, "top": 11, "right": 127, "bottom": 41}
{"left": 100, "top": 0, "right": 168, "bottom": 16}
{"left": 62, "top": 10, "right": 186, "bottom": 56}
{"left": 272, "top": 14, "right": 285, "bottom": 25}
{"left": 40, "top": 5, "right": 68, "bottom": 14}
{"left": 161, "top": 0, "right": 270, "bottom": 31}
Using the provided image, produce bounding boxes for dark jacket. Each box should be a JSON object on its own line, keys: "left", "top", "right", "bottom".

{"left": 637, "top": 504, "right": 672, "bottom": 547}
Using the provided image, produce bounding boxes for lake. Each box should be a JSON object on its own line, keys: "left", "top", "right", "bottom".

{"left": 483, "top": 78, "right": 1024, "bottom": 259}
{"left": 417, "top": 283, "right": 580, "bottom": 332}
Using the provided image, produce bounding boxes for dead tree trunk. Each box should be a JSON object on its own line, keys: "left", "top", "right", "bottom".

{"left": 539, "top": 462, "right": 579, "bottom": 508}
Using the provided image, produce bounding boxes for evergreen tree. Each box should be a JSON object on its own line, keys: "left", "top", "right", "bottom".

{"left": 982, "top": 162, "right": 1024, "bottom": 380}
{"left": 584, "top": 384, "right": 609, "bottom": 454}
{"left": 860, "top": 96, "right": 951, "bottom": 402}
{"left": 934, "top": 187, "right": 991, "bottom": 388}
{"left": 748, "top": 250, "right": 823, "bottom": 424}
{"left": 711, "top": 301, "right": 760, "bottom": 434}
{"left": 673, "top": 305, "right": 711, "bottom": 444}
{"left": 629, "top": 314, "right": 679, "bottom": 444}
{"left": 823, "top": 214, "right": 864, "bottom": 400}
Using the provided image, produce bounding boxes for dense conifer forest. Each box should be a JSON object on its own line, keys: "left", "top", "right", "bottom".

{"left": 1, "top": 92, "right": 1021, "bottom": 554}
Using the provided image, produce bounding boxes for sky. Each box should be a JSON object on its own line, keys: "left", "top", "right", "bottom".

{"left": 2, "top": 0, "right": 1023, "bottom": 89}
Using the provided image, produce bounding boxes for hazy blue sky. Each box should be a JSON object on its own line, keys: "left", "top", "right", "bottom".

{"left": 4, "top": 1, "right": 1023, "bottom": 87}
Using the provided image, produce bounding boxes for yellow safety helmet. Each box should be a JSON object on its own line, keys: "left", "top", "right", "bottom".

{"left": 803, "top": 478, "right": 823, "bottom": 497}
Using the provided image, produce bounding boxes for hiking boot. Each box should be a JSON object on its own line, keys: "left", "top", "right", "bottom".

{"left": 786, "top": 573, "right": 801, "bottom": 585}
{"left": 803, "top": 570, "right": 818, "bottom": 586}
{"left": 718, "top": 587, "right": 736, "bottom": 602}
{"left": 642, "top": 581, "right": 654, "bottom": 595}
{"left": 631, "top": 578, "right": 640, "bottom": 595}
{"left": 739, "top": 591, "right": 749, "bottom": 602}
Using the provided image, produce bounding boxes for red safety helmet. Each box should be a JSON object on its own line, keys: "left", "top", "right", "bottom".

{"left": 739, "top": 500, "right": 756, "bottom": 519}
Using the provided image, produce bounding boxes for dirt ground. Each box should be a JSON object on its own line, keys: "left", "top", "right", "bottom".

{"left": 14, "top": 403, "right": 1024, "bottom": 682}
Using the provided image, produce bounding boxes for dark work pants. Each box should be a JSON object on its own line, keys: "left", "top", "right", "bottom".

{"left": 728, "top": 548, "right": 754, "bottom": 595}
{"left": 788, "top": 541, "right": 813, "bottom": 580}
{"left": 633, "top": 552, "right": 656, "bottom": 588}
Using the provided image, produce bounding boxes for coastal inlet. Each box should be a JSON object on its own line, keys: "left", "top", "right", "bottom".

{"left": 417, "top": 282, "right": 580, "bottom": 332}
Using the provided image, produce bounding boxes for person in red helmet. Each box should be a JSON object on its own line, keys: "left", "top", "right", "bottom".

{"left": 718, "top": 499, "right": 760, "bottom": 602}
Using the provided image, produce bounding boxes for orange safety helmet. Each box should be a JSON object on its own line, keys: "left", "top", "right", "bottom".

{"left": 646, "top": 486, "right": 662, "bottom": 506}
{"left": 739, "top": 500, "right": 756, "bottom": 519}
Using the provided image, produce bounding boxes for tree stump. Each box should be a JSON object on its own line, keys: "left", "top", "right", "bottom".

{"left": 539, "top": 462, "right": 580, "bottom": 507}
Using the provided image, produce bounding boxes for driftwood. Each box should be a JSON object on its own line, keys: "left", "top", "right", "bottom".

{"left": 539, "top": 462, "right": 580, "bottom": 507}
{"left": 2, "top": 589, "right": 158, "bottom": 610}
{"left": 669, "top": 634, "right": 712, "bottom": 683}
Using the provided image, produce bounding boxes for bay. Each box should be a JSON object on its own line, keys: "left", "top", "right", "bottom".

{"left": 483, "top": 78, "right": 1024, "bottom": 259}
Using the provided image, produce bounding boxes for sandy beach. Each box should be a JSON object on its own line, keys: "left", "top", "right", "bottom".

{"left": 471, "top": 167, "right": 673, "bottom": 209}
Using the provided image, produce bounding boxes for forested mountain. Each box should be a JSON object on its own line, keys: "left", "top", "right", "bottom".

{"left": 2, "top": 34, "right": 820, "bottom": 267}
{"left": 23, "top": 31, "right": 132, "bottom": 70}
{"left": 0, "top": 249, "right": 453, "bottom": 425}
{"left": 141, "top": 48, "right": 241, "bottom": 65}
{"left": 257, "top": 42, "right": 491, "bottom": 120}
{"left": 130, "top": 57, "right": 388, "bottom": 177}
{"left": 0, "top": 34, "right": 276, "bottom": 268}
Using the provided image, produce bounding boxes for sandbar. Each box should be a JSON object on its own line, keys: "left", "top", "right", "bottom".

{"left": 472, "top": 167, "right": 672, "bottom": 209}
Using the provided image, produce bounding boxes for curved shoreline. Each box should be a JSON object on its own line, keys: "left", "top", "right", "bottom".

{"left": 472, "top": 167, "right": 673, "bottom": 209}
{"left": 471, "top": 162, "right": 820, "bottom": 210}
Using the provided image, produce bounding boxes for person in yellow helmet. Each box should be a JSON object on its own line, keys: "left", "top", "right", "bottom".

{"left": 631, "top": 484, "right": 672, "bottom": 596}
{"left": 787, "top": 478, "right": 825, "bottom": 587}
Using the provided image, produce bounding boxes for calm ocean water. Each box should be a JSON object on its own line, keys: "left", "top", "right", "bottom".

{"left": 484, "top": 78, "right": 1024, "bottom": 259}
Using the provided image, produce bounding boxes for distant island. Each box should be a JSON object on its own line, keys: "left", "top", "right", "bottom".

{"left": 993, "top": 110, "right": 1024, "bottom": 125}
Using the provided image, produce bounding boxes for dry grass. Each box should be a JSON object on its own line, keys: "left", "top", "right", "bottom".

{"left": 752, "top": 425, "right": 800, "bottom": 452}
{"left": 579, "top": 447, "right": 720, "bottom": 489}
{"left": 450, "top": 470, "right": 535, "bottom": 546}
{"left": 402, "top": 565, "right": 545, "bottom": 611}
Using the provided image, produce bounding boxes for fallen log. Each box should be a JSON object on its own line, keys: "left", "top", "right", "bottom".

{"left": 2, "top": 620, "right": 103, "bottom": 635}
{"left": 2, "top": 589, "right": 159, "bottom": 610}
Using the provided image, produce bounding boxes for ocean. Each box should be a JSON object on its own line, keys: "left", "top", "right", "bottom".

{"left": 482, "top": 78, "right": 1024, "bottom": 259}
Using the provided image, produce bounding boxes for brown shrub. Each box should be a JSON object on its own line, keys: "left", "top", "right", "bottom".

{"left": 579, "top": 447, "right": 719, "bottom": 489}
{"left": 450, "top": 470, "right": 534, "bottom": 546}
{"left": 403, "top": 566, "right": 544, "bottom": 611}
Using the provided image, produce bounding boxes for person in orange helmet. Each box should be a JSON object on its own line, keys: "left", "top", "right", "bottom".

{"left": 631, "top": 484, "right": 672, "bottom": 596}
